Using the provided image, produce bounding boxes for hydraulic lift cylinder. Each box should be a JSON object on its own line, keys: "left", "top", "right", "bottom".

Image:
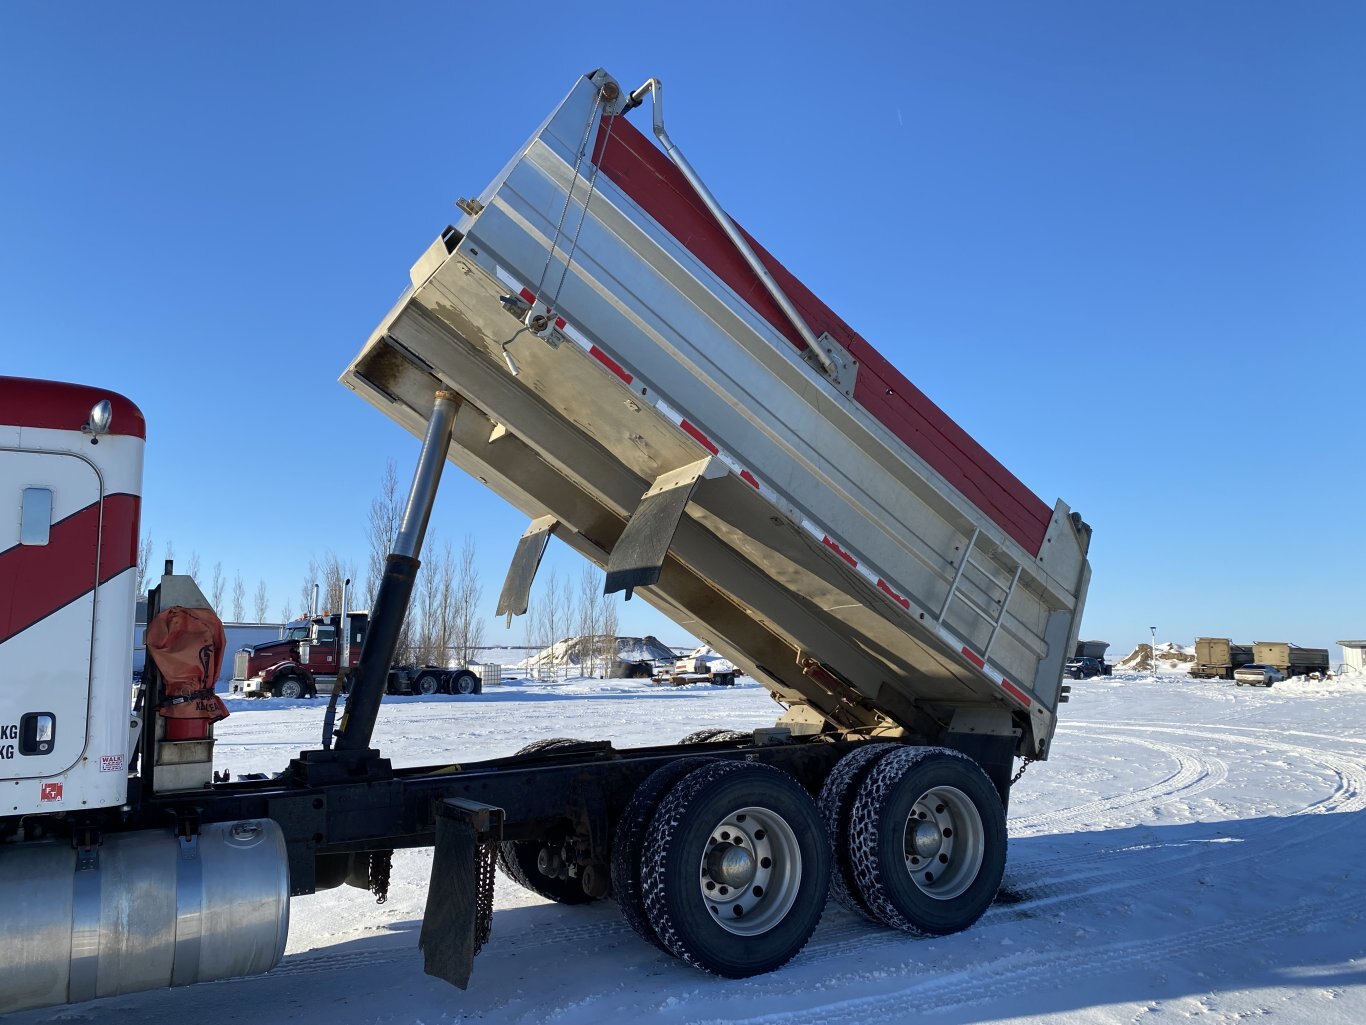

{"left": 335, "top": 390, "right": 458, "bottom": 752}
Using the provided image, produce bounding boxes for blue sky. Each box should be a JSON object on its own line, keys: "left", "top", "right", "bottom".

{"left": 3, "top": 3, "right": 1361, "bottom": 657}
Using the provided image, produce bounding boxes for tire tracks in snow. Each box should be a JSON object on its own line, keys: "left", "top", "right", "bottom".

{"left": 268, "top": 722, "right": 1366, "bottom": 982}
{"left": 693, "top": 889, "right": 1366, "bottom": 1025}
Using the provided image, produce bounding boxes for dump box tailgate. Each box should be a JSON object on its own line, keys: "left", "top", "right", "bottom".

{"left": 343, "top": 71, "right": 1091, "bottom": 758}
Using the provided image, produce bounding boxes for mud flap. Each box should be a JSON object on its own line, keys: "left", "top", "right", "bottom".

{"left": 495, "top": 515, "right": 558, "bottom": 621}
{"left": 606, "top": 457, "right": 720, "bottom": 598}
{"left": 420, "top": 798, "right": 504, "bottom": 990}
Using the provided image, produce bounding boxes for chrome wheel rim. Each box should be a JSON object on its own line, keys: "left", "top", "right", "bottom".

{"left": 902, "top": 785, "right": 984, "bottom": 900}
{"left": 280, "top": 678, "right": 302, "bottom": 699}
{"left": 697, "top": 805, "right": 801, "bottom": 936}
{"left": 419, "top": 676, "right": 439, "bottom": 694}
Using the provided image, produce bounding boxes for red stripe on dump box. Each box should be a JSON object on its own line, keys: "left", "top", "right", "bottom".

{"left": 593, "top": 116, "right": 1053, "bottom": 556}
{"left": 739, "top": 470, "right": 760, "bottom": 490}
{"left": 680, "top": 419, "right": 719, "bottom": 455}
{"left": 589, "top": 346, "right": 634, "bottom": 384}
{"left": 1001, "top": 679, "right": 1033, "bottom": 707}
{"left": 822, "top": 536, "right": 858, "bottom": 568}
{"left": 961, "top": 646, "right": 986, "bottom": 670}
{"left": 877, "top": 578, "right": 910, "bottom": 609}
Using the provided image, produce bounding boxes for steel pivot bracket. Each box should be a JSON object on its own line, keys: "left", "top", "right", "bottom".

{"left": 495, "top": 515, "right": 559, "bottom": 623}
{"left": 800, "top": 332, "right": 858, "bottom": 398}
{"left": 605, "top": 457, "right": 723, "bottom": 598}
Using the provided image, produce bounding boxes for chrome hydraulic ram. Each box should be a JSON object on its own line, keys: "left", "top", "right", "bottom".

{"left": 334, "top": 389, "right": 458, "bottom": 753}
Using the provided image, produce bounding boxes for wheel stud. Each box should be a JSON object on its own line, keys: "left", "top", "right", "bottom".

{"left": 706, "top": 880, "right": 716, "bottom": 890}
{"left": 721, "top": 831, "right": 731, "bottom": 841}
{"left": 719, "top": 885, "right": 729, "bottom": 895}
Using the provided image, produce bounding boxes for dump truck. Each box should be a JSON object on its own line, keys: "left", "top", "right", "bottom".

{"left": 1191, "top": 637, "right": 1255, "bottom": 679}
{"left": 0, "top": 69, "right": 1091, "bottom": 1015}
{"left": 1252, "top": 642, "right": 1330, "bottom": 679}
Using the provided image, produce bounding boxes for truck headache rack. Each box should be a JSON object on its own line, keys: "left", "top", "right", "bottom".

{"left": 343, "top": 68, "right": 1091, "bottom": 759}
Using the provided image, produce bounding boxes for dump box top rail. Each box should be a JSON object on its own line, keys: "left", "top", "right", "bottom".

{"left": 343, "top": 69, "right": 1091, "bottom": 759}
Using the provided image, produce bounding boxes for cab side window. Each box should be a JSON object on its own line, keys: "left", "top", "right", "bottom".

{"left": 20, "top": 488, "right": 53, "bottom": 546}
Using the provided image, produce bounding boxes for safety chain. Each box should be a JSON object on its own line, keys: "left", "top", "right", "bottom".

{"left": 369, "top": 849, "right": 393, "bottom": 905}
{"left": 1010, "top": 757, "right": 1038, "bottom": 786}
{"left": 548, "top": 110, "right": 617, "bottom": 311}
{"left": 473, "top": 840, "right": 498, "bottom": 954}
{"left": 533, "top": 92, "right": 603, "bottom": 305}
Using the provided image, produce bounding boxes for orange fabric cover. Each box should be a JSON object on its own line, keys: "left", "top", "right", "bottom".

{"left": 146, "top": 606, "right": 230, "bottom": 722}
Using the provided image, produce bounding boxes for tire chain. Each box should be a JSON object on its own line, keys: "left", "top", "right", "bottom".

{"left": 368, "top": 849, "right": 392, "bottom": 905}
{"left": 474, "top": 839, "right": 497, "bottom": 955}
{"left": 816, "top": 743, "right": 898, "bottom": 920}
{"left": 846, "top": 746, "right": 992, "bottom": 934}
{"left": 639, "top": 759, "right": 752, "bottom": 968}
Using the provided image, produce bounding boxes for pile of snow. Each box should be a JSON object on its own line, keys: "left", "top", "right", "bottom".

{"left": 1116, "top": 641, "right": 1195, "bottom": 672}
{"left": 520, "top": 635, "right": 674, "bottom": 670}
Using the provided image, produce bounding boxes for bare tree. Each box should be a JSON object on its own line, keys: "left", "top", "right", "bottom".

{"left": 318, "top": 551, "right": 357, "bottom": 614}
{"left": 365, "top": 460, "right": 403, "bottom": 608}
{"left": 278, "top": 603, "right": 293, "bottom": 624}
{"left": 300, "top": 557, "right": 319, "bottom": 618}
{"left": 407, "top": 536, "right": 461, "bottom": 666}
{"left": 254, "top": 579, "right": 270, "bottom": 622}
{"left": 186, "top": 551, "right": 202, "bottom": 581}
{"left": 452, "top": 535, "right": 485, "bottom": 668}
{"left": 136, "top": 535, "right": 154, "bottom": 596}
{"left": 210, "top": 562, "right": 225, "bottom": 613}
{"left": 364, "top": 460, "right": 417, "bottom": 660}
{"left": 600, "top": 591, "right": 620, "bottom": 679}
{"left": 576, "top": 565, "right": 602, "bottom": 676}
{"left": 231, "top": 572, "right": 245, "bottom": 621}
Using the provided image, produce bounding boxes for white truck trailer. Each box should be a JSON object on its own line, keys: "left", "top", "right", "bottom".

{"left": 1, "top": 69, "right": 1091, "bottom": 1014}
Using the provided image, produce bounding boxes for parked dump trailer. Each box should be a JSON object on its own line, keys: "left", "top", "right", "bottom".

{"left": 1191, "top": 637, "right": 1255, "bottom": 679}
{"left": 1252, "top": 642, "right": 1331, "bottom": 679}
{"left": 1, "top": 70, "right": 1091, "bottom": 1015}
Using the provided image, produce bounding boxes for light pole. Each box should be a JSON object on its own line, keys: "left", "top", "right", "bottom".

{"left": 1150, "top": 625, "right": 1157, "bottom": 681}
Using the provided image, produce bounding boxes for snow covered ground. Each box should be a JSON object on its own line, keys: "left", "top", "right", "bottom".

{"left": 16, "top": 671, "right": 1365, "bottom": 1025}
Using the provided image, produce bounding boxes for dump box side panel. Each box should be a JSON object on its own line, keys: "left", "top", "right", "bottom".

{"left": 343, "top": 72, "right": 1090, "bottom": 758}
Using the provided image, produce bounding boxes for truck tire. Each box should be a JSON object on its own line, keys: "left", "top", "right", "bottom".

{"left": 817, "top": 743, "right": 899, "bottom": 919}
{"left": 678, "top": 728, "right": 750, "bottom": 744}
{"left": 274, "top": 674, "right": 305, "bottom": 700}
{"left": 847, "top": 747, "right": 1005, "bottom": 936}
{"left": 496, "top": 738, "right": 602, "bottom": 905}
{"left": 452, "top": 670, "right": 479, "bottom": 695}
{"left": 611, "top": 757, "right": 710, "bottom": 951}
{"left": 641, "top": 760, "right": 830, "bottom": 977}
{"left": 415, "top": 672, "right": 442, "bottom": 696}
{"left": 711, "top": 673, "right": 736, "bottom": 687}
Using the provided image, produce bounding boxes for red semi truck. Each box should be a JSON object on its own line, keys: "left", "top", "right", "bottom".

{"left": 230, "top": 611, "right": 483, "bottom": 698}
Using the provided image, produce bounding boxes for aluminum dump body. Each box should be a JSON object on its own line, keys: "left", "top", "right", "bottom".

{"left": 343, "top": 70, "right": 1091, "bottom": 758}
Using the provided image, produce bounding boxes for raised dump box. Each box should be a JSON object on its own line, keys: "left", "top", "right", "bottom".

{"left": 343, "top": 69, "right": 1091, "bottom": 761}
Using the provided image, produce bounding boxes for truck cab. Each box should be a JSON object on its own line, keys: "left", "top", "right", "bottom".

{"left": 230, "top": 612, "right": 367, "bottom": 698}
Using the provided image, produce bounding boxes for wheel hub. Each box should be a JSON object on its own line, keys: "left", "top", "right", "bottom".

{"left": 909, "top": 819, "right": 943, "bottom": 859}
{"left": 698, "top": 806, "right": 801, "bottom": 936}
{"left": 902, "top": 785, "right": 985, "bottom": 901}
{"left": 706, "top": 843, "right": 756, "bottom": 889}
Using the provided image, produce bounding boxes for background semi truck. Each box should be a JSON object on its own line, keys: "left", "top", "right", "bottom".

{"left": 229, "top": 610, "right": 483, "bottom": 698}
{"left": 0, "top": 69, "right": 1091, "bottom": 1014}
